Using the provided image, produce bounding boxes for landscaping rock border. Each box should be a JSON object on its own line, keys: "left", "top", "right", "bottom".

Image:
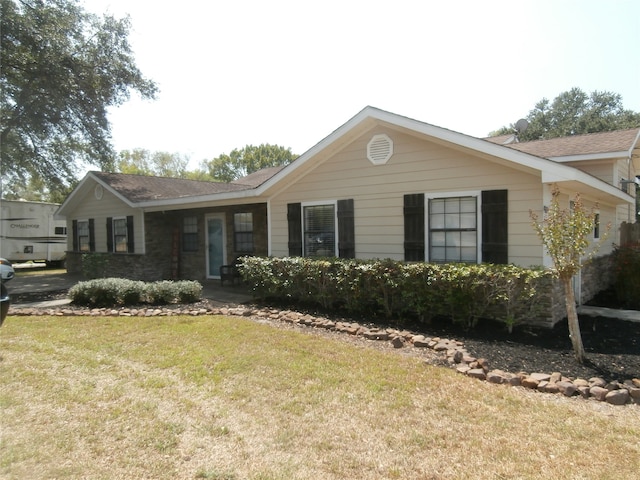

{"left": 10, "top": 302, "right": 640, "bottom": 406}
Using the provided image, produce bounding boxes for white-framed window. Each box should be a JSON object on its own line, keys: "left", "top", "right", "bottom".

{"left": 234, "top": 212, "right": 254, "bottom": 253}
{"left": 183, "top": 216, "right": 198, "bottom": 252}
{"left": 112, "top": 217, "right": 128, "bottom": 253}
{"left": 428, "top": 193, "right": 479, "bottom": 263}
{"left": 303, "top": 201, "right": 336, "bottom": 257}
{"left": 77, "top": 220, "right": 90, "bottom": 252}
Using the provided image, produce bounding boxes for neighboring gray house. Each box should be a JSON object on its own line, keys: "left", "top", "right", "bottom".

{"left": 57, "top": 107, "right": 639, "bottom": 322}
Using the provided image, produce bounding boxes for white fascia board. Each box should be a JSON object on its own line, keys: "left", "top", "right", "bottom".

{"left": 57, "top": 172, "right": 134, "bottom": 217}
{"left": 541, "top": 170, "right": 633, "bottom": 204}
{"left": 549, "top": 152, "right": 627, "bottom": 163}
{"left": 372, "top": 109, "right": 634, "bottom": 206}
{"left": 255, "top": 107, "right": 378, "bottom": 194}
{"left": 60, "top": 171, "right": 141, "bottom": 215}
{"left": 257, "top": 106, "right": 633, "bottom": 206}
{"left": 56, "top": 173, "right": 91, "bottom": 217}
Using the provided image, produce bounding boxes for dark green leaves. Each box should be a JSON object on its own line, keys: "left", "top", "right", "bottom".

{"left": 1, "top": 0, "right": 157, "bottom": 199}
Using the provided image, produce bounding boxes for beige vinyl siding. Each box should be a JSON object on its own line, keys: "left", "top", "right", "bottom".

{"left": 563, "top": 159, "right": 618, "bottom": 185}
{"left": 67, "top": 182, "right": 144, "bottom": 254}
{"left": 616, "top": 157, "right": 630, "bottom": 187}
{"left": 560, "top": 157, "right": 631, "bottom": 245}
{"left": 270, "top": 127, "right": 545, "bottom": 266}
{"left": 554, "top": 189, "right": 618, "bottom": 257}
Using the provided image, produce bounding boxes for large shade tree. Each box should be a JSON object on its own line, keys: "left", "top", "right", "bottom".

{"left": 205, "top": 144, "right": 297, "bottom": 182}
{"left": 117, "top": 149, "right": 191, "bottom": 178}
{"left": 0, "top": 0, "right": 157, "bottom": 199}
{"left": 491, "top": 88, "right": 640, "bottom": 141}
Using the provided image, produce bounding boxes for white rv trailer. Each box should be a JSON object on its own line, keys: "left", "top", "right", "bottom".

{"left": 0, "top": 199, "right": 67, "bottom": 266}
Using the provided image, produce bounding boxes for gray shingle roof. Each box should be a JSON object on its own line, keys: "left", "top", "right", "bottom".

{"left": 485, "top": 128, "right": 640, "bottom": 158}
{"left": 93, "top": 128, "right": 639, "bottom": 205}
{"left": 232, "top": 165, "right": 286, "bottom": 187}
{"left": 92, "top": 171, "right": 251, "bottom": 203}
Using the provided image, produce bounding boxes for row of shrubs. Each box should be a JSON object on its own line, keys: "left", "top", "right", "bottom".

{"left": 69, "top": 278, "right": 202, "bottom": 308}
{"left": 239, "top": 256, "right": 553, "bottom": 330}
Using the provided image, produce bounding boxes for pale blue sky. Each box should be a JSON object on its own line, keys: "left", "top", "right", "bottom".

{"left": 83, "top": 0, "right": 640, "bottom": 169}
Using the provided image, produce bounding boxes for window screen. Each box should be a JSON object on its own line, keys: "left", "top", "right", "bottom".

{"left": 77, "top": 221, "right": 90, "bottom": 252}
{"left": 303, "top": 204, "right": 335, "bottom": 257}
{"left": 429, "top": 196, "right": 477, "bottom": 263}
{"left": 234, "top": 212, "right": 254, "bottom": 253}
{"left": 183, "top": 216, "right": 198, "bottom": 252}
{"left": 113, "top": 218, "right": 128, "bottom": 253}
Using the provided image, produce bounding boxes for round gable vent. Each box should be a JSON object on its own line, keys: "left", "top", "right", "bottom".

{"left": 367, "top": 134, "right": 393, "bottom": 165}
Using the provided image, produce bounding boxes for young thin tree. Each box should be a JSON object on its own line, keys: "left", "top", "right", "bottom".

{"left": 530, "top": 186, "right": 609, "bottom": 363}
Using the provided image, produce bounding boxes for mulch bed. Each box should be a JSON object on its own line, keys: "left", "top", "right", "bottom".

{"left": 415, "top": 314, "right": 639, "bottom": 383}
{"left": 10, "top": 288, "right": 640, "bottom": 384}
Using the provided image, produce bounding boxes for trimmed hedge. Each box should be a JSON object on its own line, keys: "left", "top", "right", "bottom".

{"left": 69, "top": 278, "right": 202, "bottom": 308}
{"left": 239, "top": 257, "right": 551, "bottom": 330}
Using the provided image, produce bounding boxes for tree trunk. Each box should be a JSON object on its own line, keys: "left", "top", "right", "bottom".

{"left": 561, "top": 276, "right": 585, "bottom": 363}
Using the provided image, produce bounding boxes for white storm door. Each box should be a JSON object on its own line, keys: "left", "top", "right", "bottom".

{"left": 206, "top": 214, "right": 226, "bottom": 279}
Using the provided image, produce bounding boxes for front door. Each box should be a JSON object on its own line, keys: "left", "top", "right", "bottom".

{"left": 206, "top": 214, "right": 226, "bottom": 279}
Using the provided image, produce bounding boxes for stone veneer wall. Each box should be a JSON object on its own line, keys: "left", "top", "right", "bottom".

{"left": 66, "top": 251, "right": 160, "bottom": 281}
{"left": 579, "top": 254, "right": 614, "bottom": 304}
{"left": 66, "top": 203, "right": 269, "bottom": 283}
{"left": 529, "top": 253, "right": 615, "bottom": 329}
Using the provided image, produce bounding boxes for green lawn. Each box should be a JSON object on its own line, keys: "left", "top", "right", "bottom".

{"left": 1, "top": 314, "right": 638, "bottom": 480}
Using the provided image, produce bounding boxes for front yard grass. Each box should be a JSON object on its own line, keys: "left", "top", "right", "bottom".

{"left": 1, "top": 314, "right": 639, "bottom": 479}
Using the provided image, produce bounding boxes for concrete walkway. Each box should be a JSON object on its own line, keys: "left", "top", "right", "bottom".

{"left": 577, "top": 305, "right": 640, "bottom": 323}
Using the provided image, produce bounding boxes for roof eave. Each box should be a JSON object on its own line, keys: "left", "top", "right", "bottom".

{"left": 258, "top": 106, "right": 634, "bottom": 204}
{"left": 542, "top": 171, "right": 633, "bottom": 205}
{"left": 549, "top": 151, "right": 627, "bottom": 162}
{"left": 56, "top": 172, "right": 138, "bottom": 218}
{"left": 137, "top": 187, "right": 260, "bottom": 211}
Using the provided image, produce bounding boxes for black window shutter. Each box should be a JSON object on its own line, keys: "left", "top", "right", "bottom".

{"left": 106, "top": 217, "right": 113, "bottom": 252}
{"left": 88, "top": 218, "right": 95, "bottom": 252}
{"left": 337, "top": 199, "right": 355, "bottom": 258}
{"left": 404, "top": 193, "right": 425, "bottom": 261}
{"left": 287, "top": 203, "right": 302, "bottom": 256}
{"left": 126, "top": 215, "right": 135, "bottom": 253}
{"left": 481, "top": 190, "right": 508, "bottom": 264}
{"left": 72, "top": 220, "right": 78, "bottom": 251}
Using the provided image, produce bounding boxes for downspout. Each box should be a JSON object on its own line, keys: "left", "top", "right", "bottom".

{"left": 627, "top": 155, "right": 633, "bottom": 222}
{"left": 266, "top": 199, "right": 272, "bottom": 256}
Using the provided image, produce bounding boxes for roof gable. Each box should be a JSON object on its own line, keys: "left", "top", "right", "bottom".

{"left": 257, "top": 106, "right": 633, "bottom": 205}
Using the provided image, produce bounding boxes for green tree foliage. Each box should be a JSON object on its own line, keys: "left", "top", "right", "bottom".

{"left": 117, "top": 149, "right": 191, "bottom": 178}
{"left": 491, "top": 88, "right": 640, "bottom": 140}
{"left": 0, "top": 0, "right": 157, "bottom": 199}
{"left": 1, "top": 172, "right": 75, "bottom": 203}
{"left": 530, "top": 186, "right": 609, "bottom": 363}
{"left": 205, "top": 144, "right": 297, "bottom": 182}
